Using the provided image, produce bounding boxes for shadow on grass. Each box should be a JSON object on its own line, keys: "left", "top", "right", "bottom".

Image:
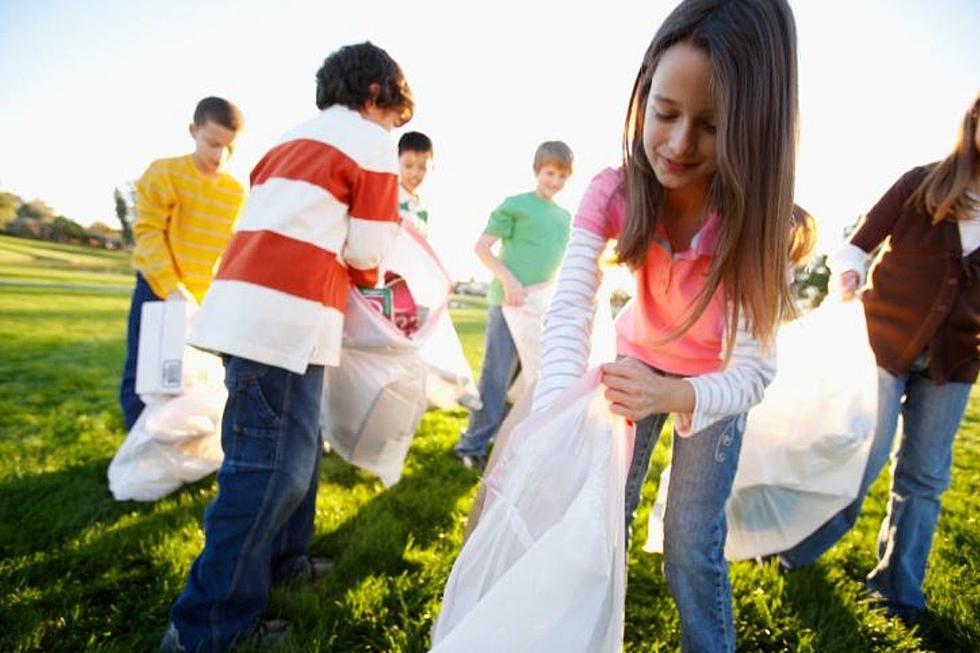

{"left": 316, "top": 444, "right": 476, "bottom": 584}
{"left": 1, "top": 402, "right": 475, "bottom": 652}
{"left": 918, "top": 610, "right": 979, "bottom": 653}
{"left": 624, "top": 553, "right": 682, "bottom": 651}
{"left": 0, "top": 477, "right": 215, "bottom": 652}
{"left": 772, "top": 558, "right": 940, "bottom": 652}
{"left": 778, "top": 566, "right": 871, "bottom": 651}
{"left": 318, "top": 451, "right": 384, "bottom": 491}
{"left": 0, "top": 458, "right": 147, "bottom": 558}
{"left": 266, "top": 438, "right": 480, "bottom": 652}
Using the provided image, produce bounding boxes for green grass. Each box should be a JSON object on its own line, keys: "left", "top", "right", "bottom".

{"left": 1, "top": 238, "right": 979, "bottom": 651}
{"left": 0, "top": 234, "right": 132, "bottom": 272}
{"left": 442, "top": 304, "right": 486, "bottom": 375}
{"left": 0, "top": 234, "right": 133, "bottom": 289}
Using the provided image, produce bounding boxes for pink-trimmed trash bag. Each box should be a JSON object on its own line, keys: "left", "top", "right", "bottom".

{"left": 430, "top": 284, "right": 624, "bottom": 652}
{"left": 430, "top": 370, "right": 631, "bottom": 653}
{"left": 320, "top": 223, "right": 477, "bottom": 487}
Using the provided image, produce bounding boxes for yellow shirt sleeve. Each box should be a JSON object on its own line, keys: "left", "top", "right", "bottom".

{"left": 132, "top": 160, "right": 181, "bottom": 297}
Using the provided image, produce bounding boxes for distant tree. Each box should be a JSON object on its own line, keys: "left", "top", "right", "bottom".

{"left": 87, "top": 221, "right": 116, "bottom": 236}
{"left": 791, "top": 254, "right": 830, "bottom": 311}
{"left": 49, "top": 215, "right": 89, "bottom": 243}
{"left": 5, "top": 216, "right": 43, "bottom": 238}
{"left": 86, "top": 221, "right": 124, "bottom": 249}
{"left": 16, "top": 198, "right": 56, "bottom": 223}
{"left": 610, "top": 287, "right": 631, "bottom": 318}
{"left": 0, "top": 191, "right": 21, "bottom": 227}
{"left": 789, "top": 213, "right": 885, "bottom": 312}
{"left": 113, "top": 187, "right": 134, "bottom": 246}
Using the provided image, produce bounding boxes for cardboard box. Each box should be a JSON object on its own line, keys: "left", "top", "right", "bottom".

{"left": 136, "top": 301, "right": 187, "bottom": 396}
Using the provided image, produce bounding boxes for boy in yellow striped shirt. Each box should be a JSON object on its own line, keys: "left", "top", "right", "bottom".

{"left": 120, "top": 96, "right": 246, "bottom": 430}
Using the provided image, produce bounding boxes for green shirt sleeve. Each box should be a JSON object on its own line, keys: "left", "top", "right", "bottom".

{"left": 483, "top": 198, "right": 516, "bottom": 239}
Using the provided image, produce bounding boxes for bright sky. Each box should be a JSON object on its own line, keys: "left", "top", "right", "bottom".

{"left": 1, "top": 0, "right": 977, "bottom": 280}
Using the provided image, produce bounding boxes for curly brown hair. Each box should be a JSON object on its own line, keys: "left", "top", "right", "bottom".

{"left": 315, "top": 42, "right": 414, "bottom": 127}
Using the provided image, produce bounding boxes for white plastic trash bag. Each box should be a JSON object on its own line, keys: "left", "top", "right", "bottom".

{"left": 462, "top": 278, "right": 619, "bottom": 541}
{"left": 492, "top": 280, "right": 613, "bottom": 472}
{"left": 502, "top": 283, "right": 554, "bottom": 398}
{"left": 322, "top": 223, "right": 466, "bottom": 487}
{"left": 430, "top": 369, "right": 631, "bottom": 653}
{"left": 404, "top": 229, "right": 478, "bottom": 412}
{"left": 493, "top": 283, "right": 554, "bottom": 446}
{"left": 420, "top": 308, "right": 480, "bottom": 410}
{"left": 645, "top": 299, "right": 878, "bottom": 560}
{"left": 323, "top": 345, "right": 427, "bottom": 488}
{"left": 108, "top": 345, "right": 226, "bottom": 502}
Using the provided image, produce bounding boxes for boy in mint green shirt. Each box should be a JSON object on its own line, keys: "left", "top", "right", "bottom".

{"left": 453, "top": 141, "right": 573, "bottom": 467}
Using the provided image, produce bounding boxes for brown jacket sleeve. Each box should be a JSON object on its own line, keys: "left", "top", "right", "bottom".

{"left": 850, "top": 166, "right": 931, "bottom": 254}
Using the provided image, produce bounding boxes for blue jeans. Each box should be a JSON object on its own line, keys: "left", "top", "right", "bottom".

{"left": 627, "top": 411, "right": 746, "bottom": 653}
{"left": 780, "top": 362, "right": 970, "bottom": 614}
{"left": 119, "top": 272, "right": 163, "bottom": 430}
{"left": 169, "top": 356, "right": 324, "bottom": 652}
{"left": 454, "top": 305, "right": 519, "bottom": 457}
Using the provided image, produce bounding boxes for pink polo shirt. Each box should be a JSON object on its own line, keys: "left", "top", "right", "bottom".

{"left": 574, "top": 167, "right": 725, "bottom": 376}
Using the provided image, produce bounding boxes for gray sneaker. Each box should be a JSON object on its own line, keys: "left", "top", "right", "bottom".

{"left": 159, "top": 623, "right": 185, "bottom": 652}
{"left": 459, "top": 393, "right": 483, "bottom": 412}
{"left": 453, "top": 451, "right": 487, "bottom": 471}
{"left": 159, "top": 620, "right": 291, "bottom": 651}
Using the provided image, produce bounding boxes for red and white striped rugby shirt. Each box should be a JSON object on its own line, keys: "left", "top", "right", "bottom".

{"left": 189, "top": 106, "right": 400, "bottom": 373}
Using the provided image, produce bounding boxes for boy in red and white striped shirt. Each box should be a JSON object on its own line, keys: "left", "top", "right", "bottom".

{"left": 162, "top": 42, "right": 413, "bottom": 653}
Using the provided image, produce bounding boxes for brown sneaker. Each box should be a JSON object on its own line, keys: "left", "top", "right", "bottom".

{"left": 274, "top": 555, "right": 334, "bottom": 585}
{"left": 245, "top": 619, "right": 291, "bottom": 648}
{"left": 309, "top": 556, "right": 334, "bottom": 580}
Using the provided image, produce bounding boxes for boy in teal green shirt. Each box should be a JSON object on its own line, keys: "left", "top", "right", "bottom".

{"left": 453, "top": 141, "right": 573, "bottom": 467}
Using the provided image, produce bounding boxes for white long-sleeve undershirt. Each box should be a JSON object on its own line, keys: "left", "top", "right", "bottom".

{"left": 532, "top": 226, "right": 777, "bottom": 434}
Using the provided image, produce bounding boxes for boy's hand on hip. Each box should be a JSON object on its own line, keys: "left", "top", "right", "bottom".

{"left": 503, "top": 278, "right": 526, "bottom": 306}
{"left": 600, "top": 357, "right": 694, "bottom": 421}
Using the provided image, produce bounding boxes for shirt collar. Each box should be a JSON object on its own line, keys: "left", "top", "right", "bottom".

{"left": 653, "top": 210, "right": 721, "bottom": 261}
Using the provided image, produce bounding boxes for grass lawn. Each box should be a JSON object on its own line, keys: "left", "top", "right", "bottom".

{"left": 1, "top": 236, "right": 978, "bottom": 651}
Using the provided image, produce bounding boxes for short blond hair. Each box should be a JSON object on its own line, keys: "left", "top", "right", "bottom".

{"left": 533, "top": 140, "right": 573, "bottom": 174}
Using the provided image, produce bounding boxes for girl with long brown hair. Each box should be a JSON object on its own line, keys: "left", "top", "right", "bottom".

{"left": 531, "top": 0, "right": 799, "bottom": 650}
{"left": 777, "top": 93, "right": 980, "bottom": 625}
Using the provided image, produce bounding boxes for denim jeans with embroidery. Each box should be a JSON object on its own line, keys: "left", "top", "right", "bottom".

{"left": 169, "top": 355, "right": 324, "bottom": 652}
{"left": 627, "top": 409, "right": 746, "bottom": 653}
